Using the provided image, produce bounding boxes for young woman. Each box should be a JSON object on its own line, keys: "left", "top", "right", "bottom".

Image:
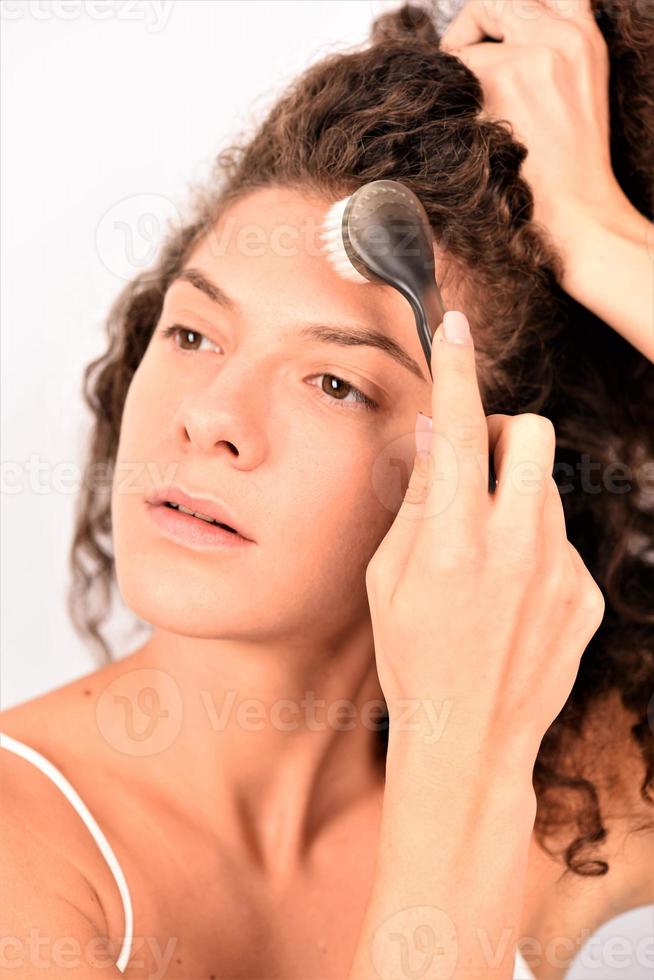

{"left": 2, "top": 2, "right": 652, "bottom": 978}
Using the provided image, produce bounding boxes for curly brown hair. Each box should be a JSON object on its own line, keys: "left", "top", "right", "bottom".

{"left": 68, "top": 0, "right": 654, "bottom": 876}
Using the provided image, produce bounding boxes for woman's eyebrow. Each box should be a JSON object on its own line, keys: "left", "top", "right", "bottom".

{"left": 171, "top": 267, "right": 427, "bottom": 382}
{"left": 173, "top": 268, "right": 234, "bottom": 308}
{"left": 296, "top": 323, "right": 426, "bottom": 382}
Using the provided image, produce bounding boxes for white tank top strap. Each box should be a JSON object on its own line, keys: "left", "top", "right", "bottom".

{"left": 0, "top": 731, "right": 133, "bottom": 974}
{"left": 513, "top": 946, "right": 536, "bottom": 979}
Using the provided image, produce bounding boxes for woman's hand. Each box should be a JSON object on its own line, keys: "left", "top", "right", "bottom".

{"left": 365, "top": 310, "right": 606, "bottom": 772}
{"left": 440, "top": 0, "right": 615, "bottom": 249}
{"left": 440, "top": 0, "right": 654, "bottom": 362}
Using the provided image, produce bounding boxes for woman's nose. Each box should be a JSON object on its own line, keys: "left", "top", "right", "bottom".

{"left": 172, "top": 363, "right": 268, "bottom": 465}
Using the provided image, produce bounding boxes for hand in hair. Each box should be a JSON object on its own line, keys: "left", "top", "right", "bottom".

{"left": 440, "top": 0, "right": 654, "bottom": 361}
{"left": 440, "top": 0, "right": 613, "bottom": 231}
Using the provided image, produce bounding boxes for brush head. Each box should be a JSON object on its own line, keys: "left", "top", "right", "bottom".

{"left": 319, "top": 179, "right": 446, "bottom": 379}
{"left": 319, "top": 179, "right": 438, "bottom": 297}
{"left": 320, "top": 195, "right": 371, "bottom": 284}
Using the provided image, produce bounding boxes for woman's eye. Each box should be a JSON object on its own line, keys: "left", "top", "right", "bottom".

{"left": 160, "top": 326, "right": 378, "bottom": 413}
{"left": 160, "top": 324, "right": 219, "bottom": 353}
{"left": 309, "top": 374, "right": 379, "bottom": 413}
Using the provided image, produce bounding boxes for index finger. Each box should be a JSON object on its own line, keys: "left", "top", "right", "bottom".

{"left": 440, "top": 0, "right": 595, "bottom": 51}
{"left": 440, "top": 0, "right": 517, "bottom": 50}
{"left": 422, "top": 310, "right": 490, "bottom": 532}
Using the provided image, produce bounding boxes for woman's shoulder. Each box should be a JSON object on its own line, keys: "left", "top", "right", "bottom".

{"left": 0, "top": 718, "right": 107, "bottom": 923}
{"left": 0, "top": 652, "right": 147, "bottom": 775}
{"left": 0, "top": 659, "right": 139, "bottom": 960}
{"left": 0, "top": 654, "right": 142, "bottom": 845}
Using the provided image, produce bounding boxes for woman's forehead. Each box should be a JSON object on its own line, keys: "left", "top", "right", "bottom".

{"left": 186, "top": 192, "right": 401, "bottom": 314}
{"left": 185, "top": 186, "right": 449, "bottom": 339}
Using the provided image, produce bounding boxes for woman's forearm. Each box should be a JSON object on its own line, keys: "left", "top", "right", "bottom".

{"left": 348, "top": 729, "right": 537, "bottom": 980}
{"left": 553, "top": 196, "right": 654, "bottom": 364}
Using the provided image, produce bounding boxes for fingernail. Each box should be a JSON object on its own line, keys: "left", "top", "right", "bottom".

{"left": 415, "top": 411, "right": 433, "bottom": 453}
{"left": 441, "top": 310, "right": 472, "bottom": 345}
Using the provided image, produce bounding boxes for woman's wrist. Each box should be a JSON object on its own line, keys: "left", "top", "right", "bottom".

{"left": 347, "top": 727, "right": 537, "bottom": 980}
{"left": 547, "top": 189, "right": 654, "bottom": 361}
{"left": 382, "top": 731, "right": 538, "bottom": 877}
{"left": 586, "top": 186, "right": 652, "bottom": 243}
{"left": 384, "top": 724, "right": 537, "bottom": 833}
{"left": 384, "top": 720, "right": 538, "bottom": 816}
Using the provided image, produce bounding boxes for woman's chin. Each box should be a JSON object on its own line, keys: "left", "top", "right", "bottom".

{"left": 114, "top": 570, "right": 243, "bottom": 638}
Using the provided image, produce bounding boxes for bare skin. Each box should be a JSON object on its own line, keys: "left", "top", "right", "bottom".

{"left": 0, "top": 648, "right": 385, "bottom": 980}
{"left": 1, "top": 186, "right": 652, "bottom": 979}
{"left": 0, "top": 661, "right": 651, "bottom": 980}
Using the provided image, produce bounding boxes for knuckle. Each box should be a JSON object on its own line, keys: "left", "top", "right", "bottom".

{"left": 510, "top": 413, "right": 557, "bottom": 459}
{"left": 543, "top": 555, "right": 574, "bottom": 597}
{"left": 365, "top": 554, "right": 385, "bottom": 592}
{"left": 493, "top": 65, "right": 518, "bottom": 97}
{"left": 580, "top": 578, "right": 606, "bottom": 621}
{"left": 530, "top": 43, "right": 558, "bottom": 74}
{"left": 557, "top": 22, "right": 590, "bottom": 58}
{"left": 450, "top": 418, "right": 486, "bottom": 452}
{"left": 563, "top": 547, "right": 606, "bottom": 626}
{"left": 516, "top": 412, "right": 556, "bottom": 440}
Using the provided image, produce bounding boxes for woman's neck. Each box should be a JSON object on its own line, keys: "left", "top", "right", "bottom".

{"left": 121, "top": 627, "right": 387, "bottom": 874}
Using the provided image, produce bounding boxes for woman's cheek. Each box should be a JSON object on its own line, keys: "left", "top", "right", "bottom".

{"left": 340, "top": 452, "right": 400, "bottom": 545}
{"left": 121, "top": 364, "right": 171, "bottom": 452}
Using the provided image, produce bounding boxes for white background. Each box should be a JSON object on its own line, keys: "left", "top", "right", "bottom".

{"left": 1, "top": 2, "right": 651, "bottom": 974}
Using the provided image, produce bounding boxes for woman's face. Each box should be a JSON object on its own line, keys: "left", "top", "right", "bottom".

{"left": 111, "top": 186, "right": 438, "bottom": 644}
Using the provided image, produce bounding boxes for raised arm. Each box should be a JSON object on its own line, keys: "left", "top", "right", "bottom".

{"left": 348, "top": 310, "right": 605, "bottom": 980}
{"left": 555, "top": 195, "right": 654, "bottom": 363}
{"left": 348, "top": 721, "right": 537, "bottom": 979}
{"left": 440, "top": 0, "right": 654, "bottom": 363}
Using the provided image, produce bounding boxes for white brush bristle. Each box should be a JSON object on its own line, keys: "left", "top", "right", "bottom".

{"left": 320, "top": 196, "right": 369, "bottom": 284}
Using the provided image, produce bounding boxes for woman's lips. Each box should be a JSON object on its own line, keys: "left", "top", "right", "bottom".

{"left": 146, "top": 501, "right": 254, "bottom": 549}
